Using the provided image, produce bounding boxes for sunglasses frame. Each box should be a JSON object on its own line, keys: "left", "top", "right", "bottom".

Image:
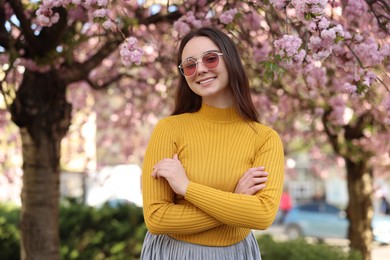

{"left": 178, "top": 51, "right": 224, "bottom": 77}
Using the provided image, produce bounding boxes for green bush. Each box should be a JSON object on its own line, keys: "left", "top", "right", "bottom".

{"left": 59, "top": 199, "right": 147, "bottom": 260}
{"left": 1, "top": 202, "right": 365, "bottom": 260}
{"left": 257, "top": 234, "right": 362, "bottom": 260}
{"left": 0, "top": 203, "right": 20, "bottom": 260}
{"left": 0, "top": 200, "right": 146, "bottom": 260}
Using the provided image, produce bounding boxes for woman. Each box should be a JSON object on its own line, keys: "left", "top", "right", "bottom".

{"left": 141, "top": 27, "right": 284, "bottom": 259}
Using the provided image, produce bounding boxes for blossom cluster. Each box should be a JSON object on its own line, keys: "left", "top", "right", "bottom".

{"left": 291, "top": 0, "right": 328, "bottom": 22}
{"left": 274, "top": 35, "right": 302, "bottom": 57}
{"left": 36, "top": 0, "right": 62, "bottom": 26}
{"left": 35, "top": 0, "right": 144, "bottom": 66}
{"left": 273, "top": 35, "right": 306, "bottom": 68}
{"left": 269, "top": 0, "right": 329, "bottom": 21}
{"left": 308, "top": 19, "right": 344, "bottom": 60}
{"left": 303, "top": 63, "right": 327, "bottom": 89}
{"left": 343, "top": 0, "right": 368, "bottom": 25}
{"left": 36, "top": 0, "right": 109, "bottom": 27}
{"left": 270, "top": 0, "right": 347, "bottom": 78}
{"left": 219, "top": 9, "right": 238, "bottom": 24}
{"left": 173, "top": 8, "right": 239, "bottom": 36}
{"left": 353, "top": 38, "right": 389, "bottom": 67}
{"left": 270, "top": 0, "right": 290, "bottom": 11}
{"left": 383, "top": 95, "right": 390, "bottom": 124}
{"left": 328, "top": 96, "right": 347, "bottom": 126}
{"left": 119, "top": 37, "right": 143, "bottom": 66}
{"left": 173, "top": 11, "right": 206, "bottom": 36}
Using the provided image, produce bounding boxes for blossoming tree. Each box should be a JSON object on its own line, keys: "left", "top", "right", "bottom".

{"left": 0, "top": 0, "right": 388, "bottom": 259}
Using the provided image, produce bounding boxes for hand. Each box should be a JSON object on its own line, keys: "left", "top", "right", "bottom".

{"left": 152, "top": 154, "right": 190, "bottom": 196}
{"left": 234, "top": 167, "right": 268, "bottom": 195}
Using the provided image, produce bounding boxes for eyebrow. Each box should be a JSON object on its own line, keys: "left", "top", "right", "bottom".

{"left": 184, "top": 49, "right": 221, "bottom": 60}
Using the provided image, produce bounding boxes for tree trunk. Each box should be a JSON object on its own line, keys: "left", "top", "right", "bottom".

{"left": 19, "top": 128, "right": 61, "bottom": 260}
{"left": 346, "top": 159, "right": 373, "bottom": 260}
{"left": 10, "top": 70, "right": 71, "bottom": 260}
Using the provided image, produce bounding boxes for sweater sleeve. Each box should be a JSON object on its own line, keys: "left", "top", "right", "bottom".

{"left": 185, "top": 129, "right": 284, "bottom": 230}
{"left": 142, "top": 118, "right": 222, "bottom": 235}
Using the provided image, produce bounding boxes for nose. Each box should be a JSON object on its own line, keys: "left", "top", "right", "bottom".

{"left": 196, "top": 60, "right": 208, "bottom": 74}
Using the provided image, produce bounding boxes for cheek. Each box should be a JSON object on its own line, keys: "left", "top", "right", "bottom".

{"left": 217, "top": 63, "right": 229, "bottom": 78}
{"left": 188, "top": 85, "right": 199, "bottom": 95}
{"left": 186, "top": 80, "right": 199, "bottom": 93}
{"left": 185, "top": 75, "right": 197, "bottom": 86}
{"left": 218, "top": 67, "right": 229, "bottom": 85}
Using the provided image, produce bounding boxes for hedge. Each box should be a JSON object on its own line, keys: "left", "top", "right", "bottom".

{"left": 0, "top": 201, "right": 361, "bottom": 260}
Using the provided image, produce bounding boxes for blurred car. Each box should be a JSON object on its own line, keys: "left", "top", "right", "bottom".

{"left": 103, "top": 198, "right": 135, "bottom": 208}
{"left": 284, "top": 201, "right": 390, "bottom": 244}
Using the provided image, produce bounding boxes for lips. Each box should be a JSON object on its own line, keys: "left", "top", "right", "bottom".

{"left": 197, "top": 76, "right": 216, "bottom": 84}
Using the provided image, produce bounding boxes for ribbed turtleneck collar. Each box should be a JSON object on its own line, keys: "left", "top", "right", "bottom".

{"left": 196, "top": 103, "right": 241, "bottom": 123}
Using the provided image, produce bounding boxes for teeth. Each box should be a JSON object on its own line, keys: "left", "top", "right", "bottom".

{"left": 199, "top": 78, "right": 214, "bottom": 84}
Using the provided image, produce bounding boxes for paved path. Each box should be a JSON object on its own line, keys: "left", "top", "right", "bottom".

{"left": 254, "top": 225, "right": 390, "bottom": 260}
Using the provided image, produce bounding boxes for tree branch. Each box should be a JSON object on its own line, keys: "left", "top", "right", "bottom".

{"left": 36, "top": 7, "right": 68, "bottom": 56}
{"left": 322, "top": 109, "right": 342, "bottom": 155}
{"left": 344, "top": 113, "right": 371, "bottom": 140}
{"left": 58, "top": 34, "right": 123, "bottom": 84}
{"left": 139, "top": 9, "right": 182, "bottom": 25}
{"left": 365, "top": 0, "right": 390, "bottom": 34}
{"left": 7, "top": 0, "right": 40, "bottom": 51}
{"left": 86, "top": 74, "right": 124, "bottom": 90}
{"left": 0, "top": 0, "right": 11, "bottom": 50}
{"left": 59, "top": 9, "right": 184, "bottom": 86}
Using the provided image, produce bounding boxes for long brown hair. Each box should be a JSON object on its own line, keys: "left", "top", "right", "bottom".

{"left": 172, "top": 27, "right": 259, "bottom": 123}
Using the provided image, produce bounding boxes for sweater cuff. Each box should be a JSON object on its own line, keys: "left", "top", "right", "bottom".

{"left": 185, "top": 181, "right": 200, "bottom": 201}
{"left": 185, "top": 181, "right": 214, "bottom": 204}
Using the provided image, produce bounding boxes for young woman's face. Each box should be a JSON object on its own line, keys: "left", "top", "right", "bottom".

{"left": 181, "top": 36, "right": 232, "bottom": 108}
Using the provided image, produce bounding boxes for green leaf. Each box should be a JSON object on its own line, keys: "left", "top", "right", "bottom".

{"left": 335, "top": 35, "right": 344, "bottom": 44}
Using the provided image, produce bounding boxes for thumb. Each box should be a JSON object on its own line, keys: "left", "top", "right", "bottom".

{"left": 173, "top": 154, "right": 179, "bottom": 160}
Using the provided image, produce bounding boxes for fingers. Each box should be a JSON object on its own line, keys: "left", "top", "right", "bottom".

{"left": 151, "top": 155, "right": 181, "bottom": 178}
{"left": 249, "top": 167, "right": 268, "bottom": 176}
{"left": 241, "top": 167, "right": 268, "bottom": 184}
{"left": 234, "top": 166, "right": 269, "bottom": 195}
{"left": 253, "top": 177, "right": 268, "bottom": 185}
{"left": 152, "top": 165, "right": 169, "bottom": 178}
{"left": 250, "top": 183, "right": 267, "bottom": 194}
{"left": 152, "top": 162, "right": 173, "bottom": 178}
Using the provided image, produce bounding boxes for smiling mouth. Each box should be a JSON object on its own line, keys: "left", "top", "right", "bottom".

{"left": 197, "top": 77, "right": 216, "bottom": 84}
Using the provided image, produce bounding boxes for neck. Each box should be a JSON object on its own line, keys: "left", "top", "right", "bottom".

{"left": 201, "top": 92, "right": 234, "bottom": 108}
{"left": 197, "top": 102, "right": 241, "bottom": 123}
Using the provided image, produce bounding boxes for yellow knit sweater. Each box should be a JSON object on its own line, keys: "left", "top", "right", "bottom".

{"left": 142, "top": 103, "right": 285, "bottom": 246}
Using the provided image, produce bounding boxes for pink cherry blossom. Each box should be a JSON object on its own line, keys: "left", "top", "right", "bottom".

{"left": 219, "top": 9, "right": 238, "bottom": 24}
{"left": 353, "top": 39, "right": 385, "bottom": 67}
{"left": 291, "top": 0, "right": 328, "bottom": 21}
{"left": 274, "top": 35, "right": 303, "bottom": 57}
{"left": 318, "top": 17, "right": 330, "bottom": 30}
{"left": 342, "top": 82, "right": 357, "bottom": 94}
{"left": 186, "top": 12, "right": 203, "bottom": 28}
{"left": 92, "top": 8, "right": 108, "bottom": 18}
{"left": 97, "top": 0, "right": 108, "bottom": 6}
{"left": 328, "top": 96, "right": 347, "bottom": 125}
{"left": 270, "top": 0, "right": 290, "bottom": 11}
{"left": 173, "top": 20, "right": 191, "bottom": 36}
{"left": 253, "top": 44, "right": 271, "bottom": 63}
{"left": 382, "top": 95, "right": 390, "bottom": 112}
{"left": 102, "top": 20, "right": 117, "bottom": 32}
{"left": 119, "top": 38, "right": 143, "bottom": 66}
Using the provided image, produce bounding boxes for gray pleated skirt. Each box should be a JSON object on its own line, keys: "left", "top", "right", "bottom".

{"left": 140, "top": 231, "right": 261, "bottom": 260}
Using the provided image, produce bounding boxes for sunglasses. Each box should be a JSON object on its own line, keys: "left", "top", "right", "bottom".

{"left": 178, "top": 51, "right": 224, "bottom": 77}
